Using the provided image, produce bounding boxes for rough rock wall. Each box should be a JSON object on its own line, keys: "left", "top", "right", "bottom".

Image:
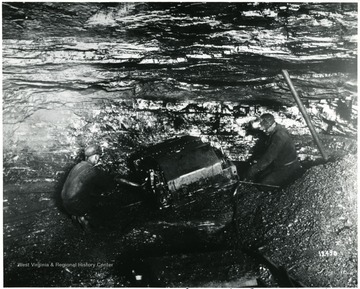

{"left": 3, "top": 3, "right": 357, "bottom": 179}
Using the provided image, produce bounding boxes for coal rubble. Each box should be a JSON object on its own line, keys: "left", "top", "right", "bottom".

{"left": 233, "top": 154, "right": 357, "bottom": 287}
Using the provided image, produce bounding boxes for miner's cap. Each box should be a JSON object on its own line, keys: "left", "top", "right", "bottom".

{"left": 85, "top": 144, "right": 101, "bottom": 157}
{"left": 259, "top": 113, "right": 275, "bottom": 129}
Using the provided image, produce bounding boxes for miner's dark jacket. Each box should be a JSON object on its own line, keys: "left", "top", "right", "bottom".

{"left": 61, "top": 161, "right": 111, "bottom": 216}
{"left": 248, "top": 123, "right": 301, "bottom": 187}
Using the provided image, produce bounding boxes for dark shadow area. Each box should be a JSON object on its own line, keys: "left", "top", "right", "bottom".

{"left": 113, "top": 251, "right": 165, "bottom": 287}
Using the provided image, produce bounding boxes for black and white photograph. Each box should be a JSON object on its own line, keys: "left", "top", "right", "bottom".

{"left": 2, "top": 1, "right": 358, "bottom": 287}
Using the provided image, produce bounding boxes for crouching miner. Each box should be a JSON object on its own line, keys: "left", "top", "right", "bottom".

{"left": 245, "top": 113, "right": 301, "bottom": 188}
{"left": 61, "top": 144, "right": 111, "bottom": 229}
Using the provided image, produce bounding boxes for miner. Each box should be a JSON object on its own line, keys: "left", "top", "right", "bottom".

{"left": 61, "top": 144, "right": 110, "bottom": 229}
{"left": 245, "top": 113, "right": 301, "bottom": 188}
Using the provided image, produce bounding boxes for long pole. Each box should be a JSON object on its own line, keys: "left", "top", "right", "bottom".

{"left": 281, "top": 70, "right": 328, "bottom": 161}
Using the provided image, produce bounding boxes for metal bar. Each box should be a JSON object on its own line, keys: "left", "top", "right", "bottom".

{"left": 233, "top": 181, "right": 280, "bottom": 195}
{"left": 238, "top": 180, "right": 280, "bottom": 188}
{"left": 282, "top": 69, "right": 328, "bottom": 161}
{"left": 116, "top": 177, "right": 143, "bottom": 187}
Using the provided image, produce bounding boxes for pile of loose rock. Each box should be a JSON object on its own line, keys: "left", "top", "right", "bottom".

{"left": 233, "top": 153, "right": 357, "bottom": 287}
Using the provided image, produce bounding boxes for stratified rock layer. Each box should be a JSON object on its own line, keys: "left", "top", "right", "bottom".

{"left": 2, "top": 3, "right": 357, "bottom": 162}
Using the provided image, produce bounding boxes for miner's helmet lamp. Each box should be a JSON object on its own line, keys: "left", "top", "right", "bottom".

{"left": 84, "top": 144, "right": 101, "bottom": 157}
{"left": 259, "top": 113, "right": 275, "bottom": 131}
